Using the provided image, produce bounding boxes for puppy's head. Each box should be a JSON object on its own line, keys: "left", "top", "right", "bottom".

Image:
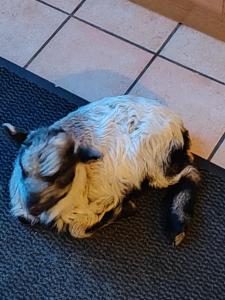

{"left": 3, "top": 123, "right": 102, "bottom": 225}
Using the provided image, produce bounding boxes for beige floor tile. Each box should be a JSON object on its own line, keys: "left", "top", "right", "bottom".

{"left": 76, "top": 0, "right": 177, "bottom": 52}
{"left": 161, "top": 26, "right": 225, "bottom": 83}
{"left": 0, "top": 0, "right": 66, "bottom": 66}
{"left": 212, "top": 140, "right": 225, "bottom": 169}
{"left": 44, "top": 0, "right": 82, "bottom": 13}
{"left": 130, "top": 57, "right": 225, "bottom": 158}
{"left": 28, "top": 18, "right": 153, "bottom": 102}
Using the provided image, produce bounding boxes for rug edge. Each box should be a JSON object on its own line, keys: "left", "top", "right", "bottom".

{"left": 0, "top": 56, "right": 88, "bottom": 107}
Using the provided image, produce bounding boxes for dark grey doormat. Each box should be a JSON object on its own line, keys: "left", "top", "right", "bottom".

{"left": 0, "top": 57, "right": 225, "bottom": 300}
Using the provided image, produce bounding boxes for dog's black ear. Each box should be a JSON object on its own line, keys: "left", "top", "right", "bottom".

{"left": 77, "top": 145, "right": 103, "bottom": 163}
{"left": 2, "top": 123, "right": 28, "bottom": 144}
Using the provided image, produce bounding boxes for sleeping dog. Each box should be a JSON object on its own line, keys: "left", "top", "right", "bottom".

{"left": 3, "top": 95, "right": 200, "bottom": 246}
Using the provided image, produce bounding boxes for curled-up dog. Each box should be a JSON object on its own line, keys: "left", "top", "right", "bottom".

{"left": 3, "top": 95, "right": 200, "bottom": 246}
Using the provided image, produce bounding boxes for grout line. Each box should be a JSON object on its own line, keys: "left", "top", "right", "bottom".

{"left": 208, "top": 132, "right": 225, "bottom": 161}
{"left": 34, "top": 0, "right": 168, "bottom": 56}
{"left": 71, "top": 0, "right": 88, "bottom": 15}
{"left": 124, "top": 56, "right": 158, "bottom": 95}
{"left": 24, "top": 0, "right": 87, "bottom": 69}
{"left": 124, "top": 23, "right": 181, "bottom": 94}
{"left": 23, "top": 15, "right": 71, "bottom": 68}
{"left": 25, "top": 2, "right": 225, "bottom": 91}
{"left": 73, "top": 16, "right": 155, "bottom": 55}
{"left": 26, "top": 3, "right": 225, "bottom": 88}
{"left": 35, "top": 0, "right": 87, "bottom": 15}
{"left": 156, "top": 23, "right": 181, "bottom": 54}
{"left": 159, "top": 55, "right": 225, "bottom": 86}
{"left": 35, "top": 0, "right": 70, "bottom": 15}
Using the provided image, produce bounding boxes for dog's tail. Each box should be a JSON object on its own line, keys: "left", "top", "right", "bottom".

{"left": 164, "top": 130, "right": 201, "bottom": 246}
{"left": 167, "top": 166, "right": 200, "bottom": 246}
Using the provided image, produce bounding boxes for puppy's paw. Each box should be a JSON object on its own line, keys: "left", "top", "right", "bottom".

{"left": 69, "top": 222, "right": 91, "bottom": 238}
{"left": 168, "top": 212, "right": 186, "bottom": 247}
{"left": 172, "top": 231, "right": 186, "bottom": 247}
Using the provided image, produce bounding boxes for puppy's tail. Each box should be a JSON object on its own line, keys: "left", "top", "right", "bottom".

{"left": 167, "top": 166, "right": 200, "bottom": 246}
{"left": 165, "top": 130, "right": 201, "bottom": 246}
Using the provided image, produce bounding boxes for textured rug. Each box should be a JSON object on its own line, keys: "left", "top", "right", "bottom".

{"left": 0, "top": 58, "right": 225, "bottom": 300}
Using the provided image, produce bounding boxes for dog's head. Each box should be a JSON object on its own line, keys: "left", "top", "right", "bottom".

{"left": 3, "top": 123, "right": 102, "bottom": 225}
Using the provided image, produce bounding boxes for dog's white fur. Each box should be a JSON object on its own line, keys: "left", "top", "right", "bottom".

{"left": 36, "top": 95, "right": 193, "bottom": 237}
{"left": 9, "top": 95, "right": 197, "bottom": 238}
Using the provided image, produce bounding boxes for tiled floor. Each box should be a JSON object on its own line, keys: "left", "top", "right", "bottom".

{"left": 1, "top": 0, "right": 225, "bottom": 168}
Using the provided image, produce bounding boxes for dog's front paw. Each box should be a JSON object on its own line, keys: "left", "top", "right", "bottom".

{"left": 69, "top": 221, "right": 92, "bottom": 238}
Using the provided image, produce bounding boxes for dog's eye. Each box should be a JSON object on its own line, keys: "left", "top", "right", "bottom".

{"left": 22, "top": 168, "right": 29, "bottom": 178}
{"left": 19, "top": 159, "right": 29, "bottom": 178}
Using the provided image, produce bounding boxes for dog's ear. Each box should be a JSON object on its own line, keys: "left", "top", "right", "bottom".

{"left": 2, "top": 123, "right": 28, "bottom": 144}
{"left": 77, "top": 145, "right": 103, "bottom": 163}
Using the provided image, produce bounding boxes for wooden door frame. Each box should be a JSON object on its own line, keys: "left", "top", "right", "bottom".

{"left": 130, "top": 0, "right": 225, "bottom": 42}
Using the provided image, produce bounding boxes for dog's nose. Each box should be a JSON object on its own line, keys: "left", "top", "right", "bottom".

{"left": 18, "top": 216, "right": 31, "bottom": 225}
{"left": 27, "top": 192, "right": 41, "bottom": 214}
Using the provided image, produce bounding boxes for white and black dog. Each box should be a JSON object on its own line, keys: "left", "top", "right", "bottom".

{"left": 3, "top": 95, "right": 200, "bottom": 246}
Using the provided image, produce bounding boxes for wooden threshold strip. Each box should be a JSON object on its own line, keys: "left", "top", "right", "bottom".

{"left": 130, "top": 0, "right": 225, "bottom": 42}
